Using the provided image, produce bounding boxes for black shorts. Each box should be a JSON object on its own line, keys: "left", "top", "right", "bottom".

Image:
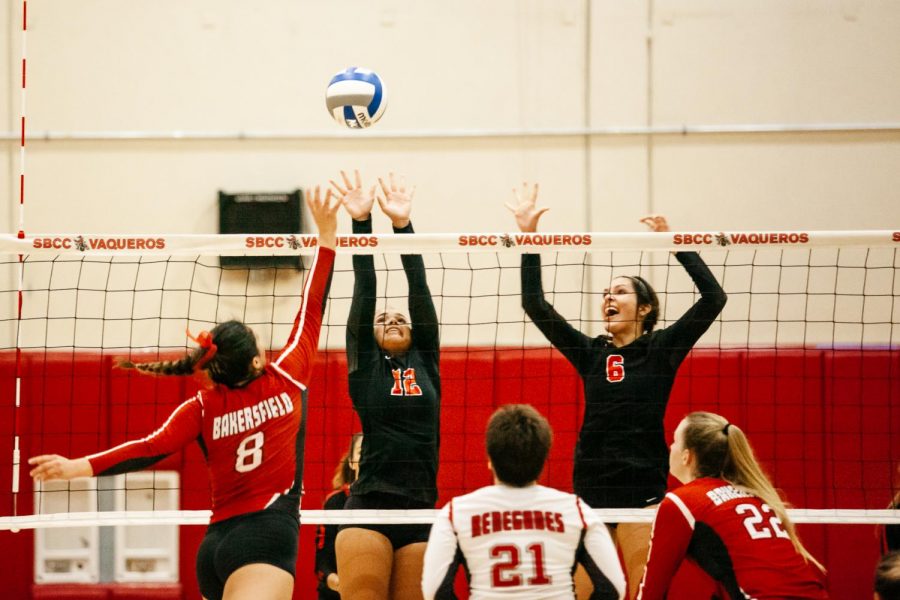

{"left": 338, "top": 491, "right": 432, "bottom": 550}
{"left": 196, "top": 509, "right": 300, "bottom": 600}
{"left": 578, "top": 485, "right": 663, "bottom": 528}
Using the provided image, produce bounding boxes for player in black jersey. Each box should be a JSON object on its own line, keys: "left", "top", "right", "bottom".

{"left": 508, "top": 184, "right": 727, "bottom": 599}
{"left": 332, "top": 170, "right": 440, "bottom": 600}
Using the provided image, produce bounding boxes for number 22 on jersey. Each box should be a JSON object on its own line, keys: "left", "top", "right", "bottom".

{"left": 736, "top": 503, "right": 789, "bottom": 540}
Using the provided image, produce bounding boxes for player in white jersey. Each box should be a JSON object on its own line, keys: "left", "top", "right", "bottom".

{"left": 422, "top": 404, "right": 625, "bottom": 600}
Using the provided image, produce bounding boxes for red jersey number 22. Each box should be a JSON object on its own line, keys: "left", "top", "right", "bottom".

{"left": 606, "top": 354, "right": 625, "bottom": 383}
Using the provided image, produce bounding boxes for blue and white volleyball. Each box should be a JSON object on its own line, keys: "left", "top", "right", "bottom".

{"left": 325, "top": 67, "right": 387, "bottom": 129}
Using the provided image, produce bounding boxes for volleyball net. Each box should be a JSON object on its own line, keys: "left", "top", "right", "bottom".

{"left": 0, "top": 230, "right": 898, "bottom": 578}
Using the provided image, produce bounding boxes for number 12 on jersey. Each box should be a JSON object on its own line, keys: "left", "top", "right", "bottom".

{"left": 490, "top": 542, "right": 551, "bottom": 588}
{"left": 390, "top": 367, "right": 423, "bottom": 396}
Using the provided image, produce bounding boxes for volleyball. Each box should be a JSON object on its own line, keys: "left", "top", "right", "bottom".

{"left": 325, "top": 67, "right": 387, "bottom": 129}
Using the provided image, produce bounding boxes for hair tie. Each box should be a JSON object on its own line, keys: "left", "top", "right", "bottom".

{"left": 723, "top": 423, "right": 731, "bottom": 436}
{"left": 186, "top": 328, "right": 218, "bottom": 370}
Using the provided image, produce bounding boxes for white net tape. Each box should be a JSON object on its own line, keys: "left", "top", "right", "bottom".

{"left": 2, "top": 508, "right": 899, "bottom": 531}
{"left": 2, "top": 230, "right": 895, "bottom": 256}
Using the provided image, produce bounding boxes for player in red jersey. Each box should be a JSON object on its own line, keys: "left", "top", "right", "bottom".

{"left": 637, "top": 411, "right": 828, "bottom": 600}
{"left": 28, "top": 187, "right": 340, "bottom": 600}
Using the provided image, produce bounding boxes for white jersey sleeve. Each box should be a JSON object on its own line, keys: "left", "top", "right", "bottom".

{"left": 422, "top": 500, "right": 462, "bottom": 600}
{"left": 576, "top": 497, "right": 625, "bottom": 600}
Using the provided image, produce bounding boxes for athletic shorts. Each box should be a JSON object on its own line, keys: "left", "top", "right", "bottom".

{"left": 338, "top": 491, "right": 432, "bottom": 550}
{"left": 196, "top": 509, "right": 299, "bottom": 600}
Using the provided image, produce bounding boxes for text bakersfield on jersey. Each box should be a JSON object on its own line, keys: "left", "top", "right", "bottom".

{"left": 211, "top": 392, "right": 294, "bottom": 440}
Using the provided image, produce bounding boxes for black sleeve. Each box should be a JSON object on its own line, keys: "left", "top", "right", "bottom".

{"left": 521, "top": 253, "right": 594, "bottom": 375}
{"left": 94, "top": 454, "right": 168, "bottom": 476}
{"left": 658, "top": 251, "right": 728, "bottom": 368}
{"left": 314, "top": 492, "right": 346, "bottom": 586}
{"left": 433, "top": 548, "right": 463, "bottom": 600}
{"left": 396, "top": 221, "right": 440, "bottom": 357}
{"left": 347, "top": 217, "right": 377, "bottom": 375}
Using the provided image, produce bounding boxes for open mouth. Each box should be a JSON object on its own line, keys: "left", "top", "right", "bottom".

{"left": 605, "top": 307, "right": 619, "bottom": 317}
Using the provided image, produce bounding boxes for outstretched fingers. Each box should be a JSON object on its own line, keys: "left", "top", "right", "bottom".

{"left": 28, "top": 455, "right": 60, "bottom": 480}
{"left": 307, "top": 186, "right": 332, "bottom": 217}
{"left": 640, "top": 214, "right": 669, "bottom": 232}
{"left": 329, "top": 181, "right": 345, "bottom": 197}
{"left": 507, "top": 182, "right": 547, "bottom": 233}
{"left": 528, "top": 182, "right": 540, "bottom": 204}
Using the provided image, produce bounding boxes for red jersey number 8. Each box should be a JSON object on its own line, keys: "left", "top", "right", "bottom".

{"left": 235, "top": 431, "right": 264, "bottom": 473}
{"left": 606, "top": 354, "right": 625, "bottom": 383}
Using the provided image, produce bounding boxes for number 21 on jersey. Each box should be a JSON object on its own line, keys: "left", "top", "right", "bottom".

{"left": 490, "top": 542, "right": 551, "bottom": 588}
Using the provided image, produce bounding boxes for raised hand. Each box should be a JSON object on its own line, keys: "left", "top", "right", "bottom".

{"left": 505, "top": 182, "right": 547, "bottom": 233}
{"left": 307, "top": 186, "right": 340, "bottom": 250}
{"left": 330, "top": 169, "right": 376, "bottom": 222}
{"left": 640, "top": 214, "right": 670, "bottom": 232}
{"left": 29, "top": 454, "right": 92, "bottom": 482}
{"left": 377, "top": 172, "right": 415, "bottom": 229}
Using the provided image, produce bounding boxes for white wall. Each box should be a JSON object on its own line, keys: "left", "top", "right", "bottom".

{"left": 2, "top": 0, "right": 899, "bottom": 349}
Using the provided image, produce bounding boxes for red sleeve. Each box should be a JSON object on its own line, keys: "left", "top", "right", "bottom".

{"left": 272, "top": 247, "right": 335, "bottom": 386}
{"left": 87, "top": 396, "right": 203, "bottom": 476}
{"left": 637, "top": 493, "right": 695, "bottom": 600}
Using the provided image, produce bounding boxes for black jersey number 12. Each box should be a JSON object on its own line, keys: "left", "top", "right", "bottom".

{"left": 390, "top": 368, "right": 423, "bottom": 396}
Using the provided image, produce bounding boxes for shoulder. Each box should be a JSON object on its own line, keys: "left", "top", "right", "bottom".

{"left": 664, "top": 479, "right": 727, "bottom": 518}
{"left": 181, "top": 391, "right": 211, "bottom": 413}
{"left": 452, "top": 485, "right": 495, "bottom": 505}
{"left": 667, "top": 479, "right": 712, "bottom": 502}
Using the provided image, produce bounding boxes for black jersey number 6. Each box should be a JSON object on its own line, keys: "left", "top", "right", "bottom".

{"left": 606, "top": 354, "right": 625, "bottom": 383}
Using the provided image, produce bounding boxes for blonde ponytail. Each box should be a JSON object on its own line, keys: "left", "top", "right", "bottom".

{"left": 683, "top": 411, "right": 824, "bottom": 573}
{"left": 721, "top": 424, "right": 824, "bottom": 572}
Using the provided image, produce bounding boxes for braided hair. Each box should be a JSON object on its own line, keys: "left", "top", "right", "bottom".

{"left": 119, "top": 320, "right": 261, "bottom": 388}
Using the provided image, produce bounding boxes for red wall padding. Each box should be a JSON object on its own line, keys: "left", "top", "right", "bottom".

{"left": 1, "top": 347, "right": 897, "bottom": 599}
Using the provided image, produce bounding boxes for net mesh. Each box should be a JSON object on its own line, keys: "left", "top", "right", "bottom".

{"left": 2, "top": 233, "right": 897, "bottom": 591}
{"left": 1, "top": 237, "right": 897, "bottom": 530}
